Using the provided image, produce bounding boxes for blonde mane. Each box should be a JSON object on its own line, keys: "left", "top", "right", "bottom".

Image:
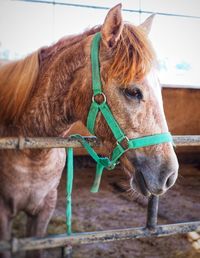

{"left": 109, "top": 24, "right": 155, "bottom": 85}
{"left": 0, "top": 51, "right": 39, "bottom": 124}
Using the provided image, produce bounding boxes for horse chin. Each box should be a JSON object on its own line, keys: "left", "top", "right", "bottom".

{"left": 132, "top": 170, "right": 151, "bottom": 197}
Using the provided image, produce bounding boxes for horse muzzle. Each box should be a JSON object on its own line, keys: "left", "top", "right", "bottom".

{"left": 129, "top": 152, "right": 179, "bottom": 196}
{"left": 132, "top": 169, "right": 177, "bottom": 196}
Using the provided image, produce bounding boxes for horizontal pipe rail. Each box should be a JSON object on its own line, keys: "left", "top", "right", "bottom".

{"left": 0, "top": 136, "right": 100, "bottom": 149}
{"left": 0, "top": 221, "right": 200, "bottom": 253}
{"left": 0, "top": 135, "right": 199, "bottom": 149}
{"left": 173, "top": 135, "right": 200, "bottom": 146}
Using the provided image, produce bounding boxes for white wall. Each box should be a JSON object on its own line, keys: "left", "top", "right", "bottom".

{"left": 0, "top": 0, "right": 199, "bottom": 87}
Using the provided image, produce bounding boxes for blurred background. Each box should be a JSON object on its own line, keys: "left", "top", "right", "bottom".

{"left": 0, "top": 0, "right": 200, "bottom": 87}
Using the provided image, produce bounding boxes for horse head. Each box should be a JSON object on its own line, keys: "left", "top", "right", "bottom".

{"left": 86, "top": 4, "right": 179, "bottom": 196}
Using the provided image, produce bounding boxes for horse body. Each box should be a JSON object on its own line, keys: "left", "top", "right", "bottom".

{"left": 0, "top": 148, "right": 65, "bottom": 215}
{"left": 0, "top": 149, "right": 65, "bottom": 258}
{"left": 0, "top": 4, "right": 178, "bottom": 258}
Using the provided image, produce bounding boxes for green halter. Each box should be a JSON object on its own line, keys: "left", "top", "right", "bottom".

{"left": 66, "top": 32, "right": 173, "bottom": 235}
{"left": 85, "top": 32, "right": 172, "bottom": 192}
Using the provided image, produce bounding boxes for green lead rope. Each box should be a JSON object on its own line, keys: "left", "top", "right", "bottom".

{"left": 66, "top": 147, "right": 74, "bottom": 235}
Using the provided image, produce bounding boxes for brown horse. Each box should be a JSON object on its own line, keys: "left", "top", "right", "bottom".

{"left": 0, "top": 4, "right": 178, "bottom": 257}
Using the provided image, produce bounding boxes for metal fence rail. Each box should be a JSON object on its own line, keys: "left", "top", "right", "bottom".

{"left": 0, "top": 135, "right": 199, "bottom": 255}
{"left": 1, "top": 221, "right": 200, "bottom": 253}
{"left": 0, "top": 135, "right": 199, "bottom": 149}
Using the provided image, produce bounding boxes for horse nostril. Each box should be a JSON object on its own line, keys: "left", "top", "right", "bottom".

{"left": 166, "top": 173, "right": 176, "bottom": 189}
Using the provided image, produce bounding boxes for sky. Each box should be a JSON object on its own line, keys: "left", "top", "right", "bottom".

{"left": 0, "top": 0, "right": 200, "bottom": 87}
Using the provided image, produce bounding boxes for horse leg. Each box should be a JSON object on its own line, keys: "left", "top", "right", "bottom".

{"left": 26, "top": 188, "right": 57, "bottom": 258}
{"left": 0, "top": 201, "right": 12, "bottom": 258}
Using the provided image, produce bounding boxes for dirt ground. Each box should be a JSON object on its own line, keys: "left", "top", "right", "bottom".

{"left": 13, "top": 156, "right": 200, "bottom": 258}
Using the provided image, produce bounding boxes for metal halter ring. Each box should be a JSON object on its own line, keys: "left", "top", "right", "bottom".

{"left": 92, "top": 93, "right": 107, "bottom": 104}
{"left": 106, "top": 162, "right": 116, "bottom": 170}
{"left": 116, "top": 136, "right": 129, "bottom": 152}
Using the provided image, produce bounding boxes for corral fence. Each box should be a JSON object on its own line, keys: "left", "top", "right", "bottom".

{"left": 0, "top": 135, "right": 199, "bottom": 257}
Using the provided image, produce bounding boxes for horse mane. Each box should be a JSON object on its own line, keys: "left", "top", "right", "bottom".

{"left": 0, "top": 27, "right": 100, "bottom": 126}
{"left": 0, "top": 23, "right": 154, "bottom": 125}
{"left": 0, "top": 51, "right": 39, "bottom": 124}
{"left": 109, "top": 23, "right": 155, "bottom": 85}
{"left": 39, "top": 27, "right": 100, "bottom": 65}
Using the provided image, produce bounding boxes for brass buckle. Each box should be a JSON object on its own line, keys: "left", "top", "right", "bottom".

{"left": 92, "top": 93, "right": 106, "bottom": 104}
{"left": 116, "top": 136, "right": 129, "bottom": 152}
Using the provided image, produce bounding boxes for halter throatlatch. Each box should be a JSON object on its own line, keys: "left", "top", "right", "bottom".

{"left": 66, "top": 32, "right": 173, "bottom": 235}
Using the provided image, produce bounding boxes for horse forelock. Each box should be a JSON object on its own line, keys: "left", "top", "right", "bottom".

{"left": 108, "top": 23, "right": 155, "bottom": 86}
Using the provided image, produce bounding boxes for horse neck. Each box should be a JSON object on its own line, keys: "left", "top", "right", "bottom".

{"left": 19, "top": 37, "right": 92, "bottom": 137}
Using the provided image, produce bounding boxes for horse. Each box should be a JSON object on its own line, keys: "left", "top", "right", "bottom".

{"left": 0, "top": 4, "right": 179, "bottom": 258}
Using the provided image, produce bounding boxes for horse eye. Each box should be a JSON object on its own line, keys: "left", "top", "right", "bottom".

{"left": 123, "top": 87, "right": 143, "bottom": 101}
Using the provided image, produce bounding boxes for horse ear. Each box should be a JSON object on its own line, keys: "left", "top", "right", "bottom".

{"left": 139, "top": 14, "right": 156, "bottom": 34}
{"left": 101, "top": 4, "right": 123, "bottom": 48}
